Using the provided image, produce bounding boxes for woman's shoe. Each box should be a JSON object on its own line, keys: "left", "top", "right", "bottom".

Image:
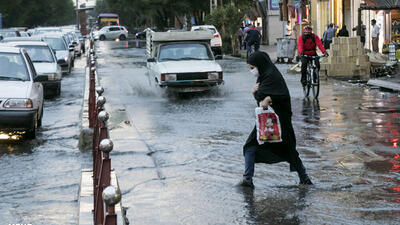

{"left": 239, "top": 178, "right": 254, "bottom": 188}
{"left": 299, "top": 175, "right": 313, "bottom": 185}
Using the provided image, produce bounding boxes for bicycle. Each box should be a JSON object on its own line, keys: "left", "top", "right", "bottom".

{"left": 302, "top": 55, "right": 323, "bottom": 99}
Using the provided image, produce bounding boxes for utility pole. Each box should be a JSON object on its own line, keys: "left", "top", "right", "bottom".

{"left": 76, "top": 0, "right": 79, "bottom": 29}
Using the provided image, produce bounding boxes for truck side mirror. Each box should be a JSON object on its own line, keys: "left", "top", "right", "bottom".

{"left": 147, "top": 58, "right": 156, "bottom": 62}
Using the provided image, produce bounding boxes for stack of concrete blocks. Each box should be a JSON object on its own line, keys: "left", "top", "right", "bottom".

{"left": 320, "top": 36, "right": 370, "bottom": 77}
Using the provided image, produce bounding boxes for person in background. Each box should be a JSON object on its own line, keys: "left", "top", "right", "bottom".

{"left": 352, "top": 23, "right": 366, "bottom": 46}
{"left": 322, "top": 23, "right": 338, "bottom": 50}
{"left": 285, "top": 21, "right": 293, "bottom": 37}
{"left": 297, "top": 25, "right": 327, "bottom": 87}
{"left": 371, "top": 19, "right": 381, "bottom": 52}
{"left": 239, "top": 51, "right": 313, "bottom": 188}
{"left": 337, "top": 25, "right": 349, "bottom": 37}
{"left": 244, "top": 25, "right": 261, "bottom": 57}
{"left": 237, "top": 27, "right": 244, "bottom": 50}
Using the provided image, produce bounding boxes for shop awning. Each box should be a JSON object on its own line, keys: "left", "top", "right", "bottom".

{"left": 364, "top": 0, "right": 400, "bottom": 7}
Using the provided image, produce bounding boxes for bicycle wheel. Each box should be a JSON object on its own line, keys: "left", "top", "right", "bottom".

{"left": 311, "top": 69, "right": 320, "bottom": 98}
{"left": 303, "top": 68, "right": 311, "bottom": 97}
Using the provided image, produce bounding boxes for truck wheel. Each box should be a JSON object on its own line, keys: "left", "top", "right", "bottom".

{"left": 99, "top": 35, "right": 106, "bottom": 41}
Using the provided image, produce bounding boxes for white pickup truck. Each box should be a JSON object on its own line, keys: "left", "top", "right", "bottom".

{"left": 146, "top": 30, "right": 223, "bottom": 93}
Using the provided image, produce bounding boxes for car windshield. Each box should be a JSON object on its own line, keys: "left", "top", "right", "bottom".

{"left": 159, "top": 43, "right": 213, "bottom": 61}
{"left": 0, "top": 52, "right": 30, "bottom": 81}
{"left": 34, "top": 29, "right": 62, "bottom": 35}
{"left": 0, "top": 31, "right": 17, "bottom": 37}
{"left": 194, "top": 27, "right": 216, "bottom": 34}
{"left": 19, "top": 45, "right": 54, "bottom": 63}
{"left": 42, "top": 37, "right": 67, "bottom": 51}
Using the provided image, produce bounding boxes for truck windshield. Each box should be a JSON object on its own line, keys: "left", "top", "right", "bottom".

{"left": 159, "top": 43, "right": 213, "bottom": 61}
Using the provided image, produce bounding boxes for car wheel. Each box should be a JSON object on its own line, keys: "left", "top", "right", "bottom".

{"left": 38, "top": 104, "right": 44, "bottom": 127}
{"left": 99, "top": 35, "right": 105, "bottom": 41}
{"left": 26, "top": 117, "right": 37, "bottom": 139}
{"left": 119, "top": 34, "right": 126, "bottom": 40}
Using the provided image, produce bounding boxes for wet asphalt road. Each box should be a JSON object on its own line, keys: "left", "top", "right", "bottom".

{"left": 0, "top": 57, "right": 88, "bottom": 225}
{"left": 0, "top": 39, "right": 399, "bottom": 225}
{"left": 95, "top": 40, "right": 400, "bottom": 225}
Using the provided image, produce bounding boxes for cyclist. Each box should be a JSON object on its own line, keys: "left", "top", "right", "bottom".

{"left": 297, "top": 25, "right": 328, "bottom": 87}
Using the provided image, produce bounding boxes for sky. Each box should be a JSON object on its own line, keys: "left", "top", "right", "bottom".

{"left": 72, "top": 0, "right": 96, "bottom": 8}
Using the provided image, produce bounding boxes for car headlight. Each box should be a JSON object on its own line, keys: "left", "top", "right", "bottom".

{"left": 208, "top": 72, "right": 219, "bottom": 79}
{"left": 64, "top": 57, "right": 68, "bottom": 62}
{"left": 161, "top": 74, "right": 177, "bottom": 81}
{"left": 4, "top": 99, "right": 33, "bottom": 108}
{"left": 208, "top": 72, "right": 223, "bottom": 80}
{"left": 47, "top": 73, "right": 62, "bottom": 80}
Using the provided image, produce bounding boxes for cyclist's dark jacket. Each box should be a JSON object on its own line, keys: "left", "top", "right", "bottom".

{"left": 297, "top": 34, "right": 326, "bottom": 56}
{"left": 244, "top": 51, "right": 303, "bottom": 172}
{"left": 246, "top": 27, "right": 261, "bottom": 43}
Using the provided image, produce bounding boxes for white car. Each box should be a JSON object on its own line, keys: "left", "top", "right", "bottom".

{"left": 0, "top": 45, "right": 44, "bottom": 139}
{"left": 93, "top": 26, "right": 128, "bottom": 41}
{"left": 147, "top": 41, "right": 223, "bottom": 92}
{"left": 7, "top": 41, "right": 62, "bottom": 97}
{"left": 191, "top": 25, "right": 223, "bottom": 58}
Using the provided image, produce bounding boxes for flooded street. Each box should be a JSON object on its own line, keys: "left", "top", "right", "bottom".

{"left": 0, "top": 57, "right": 88, "bottom": 225}
{"left": 0, "top": 39, "right": 399, "bottom": 225}
{"left": 95, "top": 40, "right": 400, "bottom": 225}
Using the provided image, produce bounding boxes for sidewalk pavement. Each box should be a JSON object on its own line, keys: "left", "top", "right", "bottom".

{"left": 368, "top": 75, "right": 400, "bottom": 92}
{"left": 238, "top": 44, "right": 278, "bottom": 62}
{"left": 238, "top": 45, "right": 400, "bottom": 92}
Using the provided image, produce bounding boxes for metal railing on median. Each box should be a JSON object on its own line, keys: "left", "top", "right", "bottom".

{"left": 88, "top": 38, "right": 122, "bottom": 225}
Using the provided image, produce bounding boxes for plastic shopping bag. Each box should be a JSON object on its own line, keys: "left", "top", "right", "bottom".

{"left": 255, "top": 106, "right": 282, "bottom": 145}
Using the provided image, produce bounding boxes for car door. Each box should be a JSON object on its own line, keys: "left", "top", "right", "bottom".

{"left": 23, "top": 51, "right": 43, "bottom": 114}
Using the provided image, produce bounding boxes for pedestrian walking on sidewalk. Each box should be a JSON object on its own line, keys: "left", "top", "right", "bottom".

{"left": 371, "top": 19, "right": 381, "bottom": 52}
{"left": 239, "top": 51, "right": 313, "bottom": 188}
{"left": 322, "top": 23, "right": 338, "bottom": 50}
{"left": 244, "top": 25, "right": 261, "bottom": 58}
{"left": 237, "top": 27, "right": 244, "bottom": 50}
{"left": 352, "top": 23, "right": 366, "bottom": 46}
{"left": 337, "top": 25, "right": 349, "bottom": 37}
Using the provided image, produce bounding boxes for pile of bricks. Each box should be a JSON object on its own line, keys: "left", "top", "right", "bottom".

{"left": 320, "top": 36, "right": 370, "bottom": 77}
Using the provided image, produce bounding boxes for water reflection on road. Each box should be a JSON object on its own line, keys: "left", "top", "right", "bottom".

{"left": 94, "top": 40, "right": 400, "bottom": 224}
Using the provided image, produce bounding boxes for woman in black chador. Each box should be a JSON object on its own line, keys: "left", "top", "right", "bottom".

{"left": 241, "top": 51, "right": 312, "bottom": 188}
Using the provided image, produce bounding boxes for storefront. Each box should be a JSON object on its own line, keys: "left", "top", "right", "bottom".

{"left": 279, "top": 0, "right": 311, "bottom": 39}
{"left": 391, "top": 10, "right": 400, "bottom": 43}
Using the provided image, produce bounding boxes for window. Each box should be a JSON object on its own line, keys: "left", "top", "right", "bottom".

{"left": 159, "top": 43, "right": 213, "bottom": 61}
{"left": 0, "top": 52, "right": 30, "bottom": 81}
{"left": 19, "top": 45, "right": 55, "bottom": 63}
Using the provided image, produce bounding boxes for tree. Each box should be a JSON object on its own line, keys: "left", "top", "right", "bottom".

{"left": 0, "top": 0, "right": 74, "bottom": 28}
{"left": 206, "top": 4, "right": 247, "bottom": 55}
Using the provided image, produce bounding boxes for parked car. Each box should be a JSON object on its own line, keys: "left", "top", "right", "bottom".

{"left": 66, "top": 32, "right": 82, "bottom": 57}
{"left": 32, "top": 27, "right": 63, "bottom": 36}
{"left": 1, "top": 36, "right": 43, "bottom": 43}
{"left": 191, "top": 25, "right": 223, "bottom": 59}
{"left": 7, "top": 41, "right": 62, "bottom": 97}
{"left": 0, "top": 45, "right": 44, "bottom": 139}
{"left": 93, "top": 26, "right": 128, "bottom": 41}
{"left": 75, "top": 31, "right": 86, "bottom": 54}
{"left": 40, "top": 34, "right": 74, "bottom": 74}
{"left": 19, "top": 31, "right": 31, "bottom": 37}
{"left": 0, "top": 29, "right": 21, "bottom": 38}
{"left": 146, "top": 30, "right": 223, "bottom": 93}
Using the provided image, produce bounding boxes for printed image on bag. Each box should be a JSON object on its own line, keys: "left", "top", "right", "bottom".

{"left": 255, "top": 107, "right": 282, "bottom": 144}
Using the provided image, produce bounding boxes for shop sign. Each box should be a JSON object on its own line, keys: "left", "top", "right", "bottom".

{"left": 270, "top": 0, "right": 279, "bottom": 10}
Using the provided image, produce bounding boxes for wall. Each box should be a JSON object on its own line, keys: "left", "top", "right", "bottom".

{"left": 267, "top": 7, "right": 283, "bottom": 45}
